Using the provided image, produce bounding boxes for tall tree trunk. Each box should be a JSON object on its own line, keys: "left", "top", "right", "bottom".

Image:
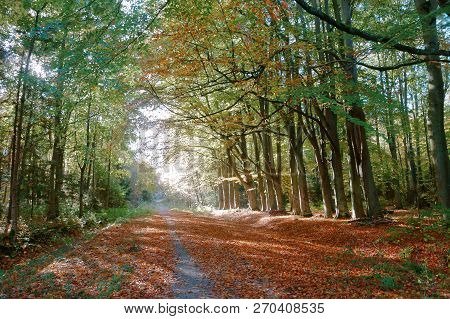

{"left": 341, "top": 0, "right": 381, "bottom": 218}
{"left": 236, "top": 134, "right": 259, "bottom": 210}
{"left": 258, "top": 98, "right": 278, "bottom": 210}
{"left": 106, "top": 139, "right": 112, "bottom": 209}
{"left": 222, "top": 161, "right": 230, "bottom": 210}
{"left": 7, "top": 8, "right": 40, "bottom": 236}
{"left": 218, "top": 165, "right": 224, "bottom": 209}
{"left": 295, "top": 115, "right": 312, "bottom": 216}
{"left": 233, "top": 182, "right": 240, "bottom": 209}
{"left": 301, "top": 115, "right": 335, "bottom": 218}
{"left": 383, "top": 71, "right": 402, "bottom": 207}
{"left": 90, "top": 127, "right": 97, "bottom": 210}
{"left": 273, "top": 123, "right": 284, "bottom": 210}
{"left": 415, "top": 0, "right": 450, "bottom": 211}
{"left": 260, "top": 131, "right": 278, "bottom": 211}
{"left": 47, "top": 28, "right": 67, "bottom": 220}
{"left": 284, "top": 115, "right": 301, "bottom": 215}
{"left": 413, "top": 92, "right": 423, "bottom": 190}
{"left": 325, "top": 108, "right": 349, "bottom": 217}
{"left": 346, "top": 121, "right": 365, "bottom": 219}
{"left": 253, "top": 133, "right": 267, "bottom": 211}
{"left": 79, "top": 100, "right": 91, "bottom": 217}
{"left": 421, "top": 101, "right": 434, "bottom": 179}
{"left": 399, "top": 70, "right": 418, "bottom": 205}
{"left": 18, "top": 101, "right": 34, "bottom": 200}
{"left": 227, "top": 150, "right": 237, "bottom": 209}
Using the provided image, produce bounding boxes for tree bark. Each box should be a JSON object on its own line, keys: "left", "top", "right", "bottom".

{"left": 217, "top": 165, "right": 224, "bottom": 209}
{"left": 325, "top": 108, "right": 349, "bottom": 217}
{"left": 253, "top": 133, "right": 267, "bottom": 211}
{"left": 222, "top": 161, "right": 230, "bottom": 210}
{"left": 7, "top": 8, "right": 40, "bottom": 236}
{"left": 78, "top": 99, "right": 91, "bottom": 217}
{"left": 383, "top": 71, "right": 403, "bottom": 207}
{"left": 284, "top": 114, "right": 301, "bottom": 215}
{"left": 399, "top": 70, "right": 418, "bottom": 205}
{"left": 295, "top": 115, "right": 312, "bottom": 216}
{"left": 259, "top": 98, "right": 278, "bottom": 210}
{"left": 300, "top": 114, "right": 335, "bottom": 218}
{"left": 415, "top": 0, "right": 450, "bottom": 211}
{"left": 236, "top": 135, "right": 259, "bottom": 210}
{"left": 341, "top": 0, "right": 381, "bottom": 218}
{"left": 47, "top": 27, "right": 68, "bottom": 220}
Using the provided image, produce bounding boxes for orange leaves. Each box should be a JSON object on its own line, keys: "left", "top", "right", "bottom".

{"left": 1, "top": 210, "right": 448, "bottom": 298}
{"left": 0, "top": 215, "right": 177, "bottom": 298}
{"left": 169, "top": 210, "right": 449, "bottom": 298}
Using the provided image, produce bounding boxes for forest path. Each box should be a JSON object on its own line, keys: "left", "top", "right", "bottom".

{"left": 1, "top": 210, "right": 216, "bottom": 298}
{"left": 159, "top": 210, "right": 215, "bottom": 298}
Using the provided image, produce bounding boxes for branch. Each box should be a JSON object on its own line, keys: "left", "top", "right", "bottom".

{"left": 357, "top": 58, "right": 450, "bottom": 71}
{"left": 294, "top": 0, "right": 450, "bottom": 57}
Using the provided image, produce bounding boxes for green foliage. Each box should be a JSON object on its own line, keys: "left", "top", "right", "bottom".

{"left": 383, "top": 226, "right": 411, "bottom": 243}
{"left": 96, "top": 274, "right": 123, "bottom": 298}
{"left": 370, "top": 259, "right": 438, "bottom": 295}
{"left": 399, "top": 246, "right": 414, "bottom": 260}
{"left": 120, "top": 264, "right": 134, "bottom": 273}
{"left": 97, "top": 205, "right": 154, "bottom": 225}
{"left": 374, "top": 274, "right": 400, "bottom": 290}
{"left": 342, "top": 246, "right": 356, "bottom": 256}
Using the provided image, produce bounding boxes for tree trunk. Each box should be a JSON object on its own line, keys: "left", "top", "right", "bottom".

{"left": 260, "top": 131, "right": 278, "bottom": 211}
{"left": 415, "top": 0, "right": 450, "bottom": 211}
{"left": 301, "top": 115, "right": 335, "bottom": 218}
{"left": 7, "top": 9, "right": 39, "bottom": 236}
{"left": 284, "top": 115, "right": 301, "bottom": 215}
{"left": 106, "top": 140, "right": 112, "bottom": 209}
{"left": 253, "top": 133, "right": 267, "bottom": 211}
{"left": 383, "top": 71, "right": 402, "bottom": 207}
{"left": 341, "top": 0, "right": 381, "bottom": 218}
{"left": 273, "top": 123, "right": 284, "bottom": 210}
{"left": 217, "top": 165, "right": 224, "bottom": 209}
{"left": 48, "top": 28, "right": 68, "bottom": 220}
{"left": 413, "top": 92, "right": 423, "bottom": 190}
{"left": 399, "top": 70, "right": 418, "bottom": 205}
{"left": 346, "top": 121, "right": 365, "bottom": 219}
{"left": 222, "top": 161, "right": 230, "bottom": 210}
{"left": 325, "top": 108, "right": 349, "bottom": 217}
{"left": 295, "top": 117, "right": 312, "bottom": 216}
{"left": 227, "top": 151, "right": 237, "bottom": 209}
{"left": 237, "top": 134, "right": 259, "bottom": 210}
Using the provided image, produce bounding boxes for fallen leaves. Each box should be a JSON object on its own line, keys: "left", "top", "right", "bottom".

{"left": 1, "top": 210, "right": 448, "bottom": 299}
{"left": 169, "top": 210, "right": 449, "bottom": 298}
{"left": 0, "top": 215, "right": 176, "bottom": 298}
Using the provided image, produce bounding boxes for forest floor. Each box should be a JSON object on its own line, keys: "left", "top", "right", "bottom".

{"left": 0, "top": 209, "right": 448, "bottom": 298}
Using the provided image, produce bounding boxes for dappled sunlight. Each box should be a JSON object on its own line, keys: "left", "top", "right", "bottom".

{"left": 1, "top": 214, "right": 177, "bottom": 298}
{"left": 165, "top": 210, "right": 448, "bottom": 298}
{"left": 40, "top": 257, "right": 87, "bottom": 275}
{"left": 132, "top": 227, "right": 167, "bottom": 235}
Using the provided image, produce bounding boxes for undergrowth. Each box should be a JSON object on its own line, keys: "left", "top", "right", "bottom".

{"left": 369, "top": 206, "right": 449, "bottom": 297}
{"left": 0, "top": 203, "right": 154, "bottom": 257}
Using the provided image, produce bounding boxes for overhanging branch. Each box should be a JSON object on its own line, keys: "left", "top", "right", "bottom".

{"left": 294, "top": 0, "right": 450, "bottom": 57}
